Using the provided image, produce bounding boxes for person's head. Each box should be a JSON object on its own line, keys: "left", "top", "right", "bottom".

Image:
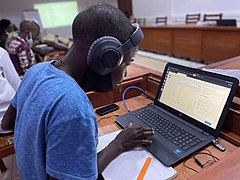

{"left": 70, "top": 3, "right": 144, "bottom": 92}
{"left": 19, "top": 20, "right": 40, "bottom": 45}
{"left": 0, "top": 19, "right": 14, "bottom": 36}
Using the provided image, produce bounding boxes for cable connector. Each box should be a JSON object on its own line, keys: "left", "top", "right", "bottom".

{"left": 212, "top": 139, "right": 225, "bottom": 152}
{"left": 194, "top": 157, "right": 204, "bottom": 168}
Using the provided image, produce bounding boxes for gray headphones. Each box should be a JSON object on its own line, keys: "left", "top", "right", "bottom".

{"left": 87, "top": 23, "right": 144, "bottom": 75}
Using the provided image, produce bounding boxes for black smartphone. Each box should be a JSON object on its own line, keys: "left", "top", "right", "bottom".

{"left": 95, "top": 104, "right": 119, "bottom": 116}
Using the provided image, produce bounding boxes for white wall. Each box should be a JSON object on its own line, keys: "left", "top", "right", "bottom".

{"left": 172, "top": 0, "right": 240, "bottom": 16}
{"left": 132, "top": 0, "right": 240, "bottom": 24}
{"left": 0, "top": 0, "right": 118, "bottom": 38}
{"left": 172, "top": 0, "right": 240, "bottom": 23}
{"left": 132, "top": 0, "right": 172, "bottom": 17}
{"left": 132, "top": 0, "right": 172, "bottom": 25}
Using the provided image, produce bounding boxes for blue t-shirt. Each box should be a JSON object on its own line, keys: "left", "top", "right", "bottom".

{"left": 12, "top": 61, "right": 98, "bottom": 180}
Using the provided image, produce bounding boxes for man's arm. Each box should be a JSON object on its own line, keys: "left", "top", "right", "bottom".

{"left": 97, "top": 123, "right": 154, "bottom": 174}
{"left": 1, "top": 104, "right": 16, "bottom": 130}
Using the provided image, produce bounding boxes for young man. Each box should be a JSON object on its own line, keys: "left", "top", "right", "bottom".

{"left": 0, "top": 19, "right": 14, "bottom": 49}
{"left": 8, "top": 20, "right": 40, "bottom": 76}
{"left": 2, "top": 4, "right": 154, "bottom": 180}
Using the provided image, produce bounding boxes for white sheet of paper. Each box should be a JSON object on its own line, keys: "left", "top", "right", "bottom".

{"left": 97, "top": 131, "right": 177, "bottom": 180}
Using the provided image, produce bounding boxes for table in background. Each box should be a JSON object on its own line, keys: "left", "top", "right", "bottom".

{"left": 140, "top": 25, "right": 240, "bottom": 63}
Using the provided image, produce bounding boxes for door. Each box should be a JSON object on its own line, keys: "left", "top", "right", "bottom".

{"left": 118, "top": 0, "right": 133, "bottom": 19}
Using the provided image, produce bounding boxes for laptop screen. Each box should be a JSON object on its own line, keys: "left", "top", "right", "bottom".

{"left": 157, "top": 65, "right": 234, "bottom": 129}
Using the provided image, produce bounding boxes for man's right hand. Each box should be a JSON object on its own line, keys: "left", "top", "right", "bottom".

{"left": 112, "top": 123, "right": 154, "bottom": 153}
{"left": 97, "top": 123, "right": 154, "bottom": 174}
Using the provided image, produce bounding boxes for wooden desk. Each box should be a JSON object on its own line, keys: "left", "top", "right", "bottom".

{"left": 33, "top": 40, "right": 69, "bottom": 62}
{"left": 89, "top": 60, "right": 240, "bottom": 146}
{"left": 0, "top": 58, "right": 239, "bottom": 176}
{"left": 97, "top": 95, "right": 238, "bottom": 179}
{"left": 140, "top": 25, "right": 240, "bottom": 63}
{"left": 189, "top": 147, "right": 240, "bottom": 180}
{"left": 203, "top": 55, "right": 240, "bottom": 69}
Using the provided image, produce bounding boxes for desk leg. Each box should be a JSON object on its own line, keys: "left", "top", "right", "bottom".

{"left": 0, "top": 159, "right": 7, "bottom": 172}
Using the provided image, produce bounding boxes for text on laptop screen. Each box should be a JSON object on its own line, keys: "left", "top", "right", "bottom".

{"left": 158, "top": 67, "right": 233, "bottom": 129}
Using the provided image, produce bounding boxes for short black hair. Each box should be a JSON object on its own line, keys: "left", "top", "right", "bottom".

{"left": 20, "top": 20, "right": 40, "bottom": 33}
{"left": 0, "top": 19, "right": 11, "bottom": 30}
{"left": 72, "top": 3, "right": 134, "bottom": 45}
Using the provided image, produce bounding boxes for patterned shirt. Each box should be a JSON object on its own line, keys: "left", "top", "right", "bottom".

{"left": 8, "top": 36, "right": 36, "bottom": 76}
{"left": 5, "top": 31, "right": 19, "bottom": 49}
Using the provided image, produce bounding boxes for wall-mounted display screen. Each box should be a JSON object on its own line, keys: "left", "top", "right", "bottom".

{"left": 34, "top": 1, "right": 78, "bottom": 28}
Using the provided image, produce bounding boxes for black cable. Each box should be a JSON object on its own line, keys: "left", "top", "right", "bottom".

{"left": 192, "top": 149, "right": 219, "bottom": 169}
{"left": 183, "top": 149, "right": 219, "bottom": 173}
{"left": 183, "top": 159, "right": 199, "bottom": 173}
{"left": 194, "top": 152, "right": 219, "bottom": 161}
{"left": 201, "top": 160, "right": 215, "bottom": 168}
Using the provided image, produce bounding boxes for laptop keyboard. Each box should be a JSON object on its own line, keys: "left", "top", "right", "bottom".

{"left": 133, "top": 109, "right": 201, "bottom": 151}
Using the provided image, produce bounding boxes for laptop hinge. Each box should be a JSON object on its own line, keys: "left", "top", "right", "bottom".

{"left": 203, "top": 131, "right": 210, "bottom": 136}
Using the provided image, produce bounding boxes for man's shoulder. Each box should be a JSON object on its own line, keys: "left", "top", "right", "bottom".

{"left": 24, "top": 62, "right": 49, "bottom": 73}
{"left": 20, "top": 62, "right": 53, "bottom": 84}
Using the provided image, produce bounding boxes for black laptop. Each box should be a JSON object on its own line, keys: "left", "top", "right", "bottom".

{"left": 116, "top": 63, "right": 239, "bottom": 166}
{"left": 216, "top": 19, "right": 237, "bottom": 27}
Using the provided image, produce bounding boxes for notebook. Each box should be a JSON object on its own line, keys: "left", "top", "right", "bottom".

{"left": 116, "top": 63, "right": 239, "bottom": 166}
{"left": 97, "top": 130, "right": 177, "bottom": 180}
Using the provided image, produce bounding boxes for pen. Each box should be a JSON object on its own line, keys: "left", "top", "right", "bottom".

{"left": 137, "top": 157, "right": 152, "bottom": 180}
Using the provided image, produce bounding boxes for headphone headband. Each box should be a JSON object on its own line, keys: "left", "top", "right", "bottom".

{"left": 119, "top": 23, "right": 144, "bottom": 54}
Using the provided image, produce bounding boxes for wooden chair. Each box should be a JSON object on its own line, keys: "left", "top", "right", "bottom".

{"left": 136, "top": 18, "right": 146, "bottom": 26}
{"left": 155, "top": 16, "right": 167, "bottom": 25}
{"left": 203, "top": 13, "right": 223, "bottom": 22}
{"left": 185, "top": 13, "right": 201, "bottom": 23}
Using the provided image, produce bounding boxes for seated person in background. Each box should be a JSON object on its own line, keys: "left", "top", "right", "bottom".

{"left": 2, "top": 3, "right": 154, "bottom": 180}
{"left": 5, "top": 24, "right": 19, "bottom": 50}
{"left": 0, "top": 19, "right": 14, "bottom": 49}
{"left": 0, "top": 47, "right": 20, "bottom": 133}
{"left": 8, "top": 20, "right": 40, "bottom": 77}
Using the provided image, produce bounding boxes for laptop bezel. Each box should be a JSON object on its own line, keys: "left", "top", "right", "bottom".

{"left": 154, "top": 63, "right": 239, "bottom": 138}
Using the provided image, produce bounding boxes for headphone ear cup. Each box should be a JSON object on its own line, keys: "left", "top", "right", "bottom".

{"left": 87, "top": 36, "right": 123, "bottom": 75}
